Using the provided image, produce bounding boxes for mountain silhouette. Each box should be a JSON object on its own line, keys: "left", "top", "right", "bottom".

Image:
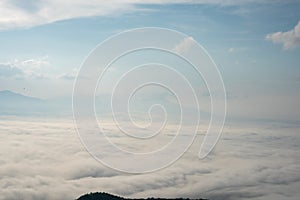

{"left": 76, "top": 192, "right": 208, "bottom": 200}
{"left": 0, "top": 90, "right": 72, "bottom": 116}
{"left": 0, "top": 90, "right": 46, "bottom": 115}
{"left": 0, "top": 90, "right": 43, "bottom": 103}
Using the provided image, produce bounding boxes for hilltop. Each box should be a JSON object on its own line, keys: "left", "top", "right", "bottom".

{"left": 76, "top": 192, "right": 208, "bottom": 200}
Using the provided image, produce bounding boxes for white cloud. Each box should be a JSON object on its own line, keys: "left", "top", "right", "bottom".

{"left": 0, "top": 57, "right": 50, "bottom": 80}
{"left": 0, "top": 118, "right": 300, "bottom": 200}
{"left": 0, "top": 0, "right": 282, "bottom": 31}
{"left": 0, "top": 0, "right": 136, "bottom": 31}
{"left": 228, "top": 47, "right": 235, "bottom": 53}
{"left": 17, "top": 57, "right": 50, "bottom": 70}
{"left": 173, "top": 36, "right": 195, "bottom": 54}
{"left": 266, "top": 21, "right": 300, "bottom": 50}
{"left": 227, "top": 47, "right": 249, "bottom": 53}
{"left": 58, "top": 68, "right": 78, "bottom": 80}
{"left": 0, "top": 63, "right": 23, "bottom": 78}
{"left": 0, "top": 57, "right": 81, "bottom": 98}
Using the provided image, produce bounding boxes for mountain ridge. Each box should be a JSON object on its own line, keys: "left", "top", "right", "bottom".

{"left": 0, "top": 90, "right": 72, "bottom": 116}
{"left": 0, "top": 90, "right": 43, "bottom": 102}
{"left": 76, "top": 192, "right": 208, "bottom": 200}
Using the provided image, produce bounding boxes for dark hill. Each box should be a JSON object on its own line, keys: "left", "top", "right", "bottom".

{"left": 76, "top": 192, "right": 208, "bottom": 200}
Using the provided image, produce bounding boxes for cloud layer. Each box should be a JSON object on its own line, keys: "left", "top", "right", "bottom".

{"left": 266, "top": 21, "right": 300, "bottom": 49}
{"left": 0, "top": 117, "right": 300, "bottom": 200}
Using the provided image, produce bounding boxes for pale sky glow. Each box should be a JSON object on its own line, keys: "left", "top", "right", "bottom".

{"left": 1, "top": 1, "right": 300, "bottom": 200}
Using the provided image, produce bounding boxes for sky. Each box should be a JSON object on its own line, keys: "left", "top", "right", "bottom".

{"left": 0, "top": 0, "right": 300, "bottom": 200}
{"left": 0, "top": 0, "right": 300, "bottom": 123}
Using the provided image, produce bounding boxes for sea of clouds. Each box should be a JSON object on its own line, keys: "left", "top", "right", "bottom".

{"left": 0, "top": 117, "right": 300, "bottom": 200}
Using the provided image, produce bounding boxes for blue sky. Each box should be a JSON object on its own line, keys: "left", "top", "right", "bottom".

{"left": 0, "top": 1, "right": 300, "bottom": 123}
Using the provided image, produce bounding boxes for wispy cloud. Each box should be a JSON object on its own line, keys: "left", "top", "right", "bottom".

{"left": 0, "top": 0, "right": 136, "bottom": 31}
{"left": 266, "top": 21, "right": 300, "bottom": 50}
{"left": 0, "top": 57, "right": 50, "bottom": 80}
{"left": 0, "top": 63, "right": 23, "bottom": 78}
{"left": 227, "top": 47, "right": 249, "bottom": 53}
{"left": 58, "top": 68, "right": 78, "bottom": 81}
{"left": 0, "top": 0, "right": 286, "bottom": 31}
{"left": 173, "top": 37, "right": 195, "bottom": 54}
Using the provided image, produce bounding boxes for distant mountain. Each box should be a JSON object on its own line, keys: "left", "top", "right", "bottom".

{"left": 0, "top": 90, "right": 45, "bottom": 115}
{"left": 0, "top": 90, "right": 43, "bottom": 103}
{"left": 0, "top": 90, "right": 72, "bottom": 116}
{"left": 76, "top": 192, "right": 208, "bottom": 200}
